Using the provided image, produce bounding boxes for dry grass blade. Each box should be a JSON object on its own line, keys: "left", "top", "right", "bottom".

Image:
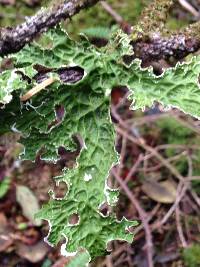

{"left": 20, "top": 77, "right": 57, "bottom": 101}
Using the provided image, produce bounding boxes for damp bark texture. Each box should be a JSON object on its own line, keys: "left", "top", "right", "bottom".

{"left": 0, "top": 0, "right": 200, "bottom": 61}
{"left": 132, "top": 35, "right": 200, "bottom": 62}
{"left": 0, "top": 0, "right": 100, "bottom": 57}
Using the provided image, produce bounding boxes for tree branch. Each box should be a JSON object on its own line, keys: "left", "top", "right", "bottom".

{"left": 131, "top": 0, "right": 200, "bottom": 62}
{"left": 132, "top": 35, "right": 200, "bottom": 62}
{"left": 0, "top": 0, "right": 200, "bottom": 62}
{"left": 0, "top": 0, "right": 100, "bottom": 57}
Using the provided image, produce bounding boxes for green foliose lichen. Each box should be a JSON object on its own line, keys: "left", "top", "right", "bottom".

{"left": 182, "top": 244, "right": 200, "bottom": 267}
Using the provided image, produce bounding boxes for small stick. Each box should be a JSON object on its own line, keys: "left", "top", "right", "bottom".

{"left": 114, "top": 117, "right": 184, "bottom": 182}
{"left": 178, "top": 0, "right": 199, "bottom": 18}
{"left": 176, "top": 204, "right": 188, "bottom": 247}
{"left": 125, "top": 154, "right": 143, "bottom": 183}
{"left": 101, "top": 1, "right": 123, "bottom": 24}
{"left": 112, "top": 169, "right": 154, "bottom": 267}
{"left": 20, "top": 76, "right": 57, "bottom": 102}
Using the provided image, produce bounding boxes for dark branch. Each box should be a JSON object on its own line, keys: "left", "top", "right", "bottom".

{"left": 0, "top": 0, "right": 100, "bottom": 57}
{"left": 132, "top": 35, "right": 200, "bottom": 62}
{"left": 0, "top": 0, "right": 200, "bottom": 62}
{"left": 130, "top": 0, "right": 200, "bottom": 62}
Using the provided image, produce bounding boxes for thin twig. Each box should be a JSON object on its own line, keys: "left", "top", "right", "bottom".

{"left": 173, "top": 113, "right": 200, "bottom": 135}
{"left": 161, "top": 181, "right": 189, "bottom": 226}
{"left": 138, "top": 151, "right": 188, "bottom": 172}
{"left": 112, "top": 169, "right": 154, "bottom": 267}
{"left": 125, "top": 154, "right": 143, "bottom": 183}
{"left": 178, "top": 0, "right": 199, "bottom": 17}
{"left": 187, "top": 154, "right": 200, "bottom": 208}
{"left": 158, "top": 146, "right": 193, "bottom": 229}
{"left": 176, "top": 204, "right": 188, "bottom": 247}
{"left": 112, "top": 106, "right": 185, "bottom": 182}
{"left": 190, "top": 190, "right": 200, "bottom": 208}
{"left": 101, "top": 1, "right": 123, "bottom": 24}
{"left": 175, "top": 153, "right": 191, "bottom": 248}
{"left": 133, "top": 204, "right": 161, "bottom": 236}
{"left": 126, "top": 112, "right": 170, "bottom": 126}
{"left": 116, "top": 125, "right": 184, "bottom": 182}
{"left": 155, "top": 144, "right": 200, "bottom": 151}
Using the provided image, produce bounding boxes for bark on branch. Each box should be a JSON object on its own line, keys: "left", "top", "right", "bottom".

{"left": 131, "top": 0, "right": 200, "bottom": 62}
{"left": 0, "top": 0, "right": 200, "bottom": 62}
{"left": 132, "top": 35, "right": 200, "bottom": 62}
{"left": 0, "top": 0, "right": 100, "bottom": 57}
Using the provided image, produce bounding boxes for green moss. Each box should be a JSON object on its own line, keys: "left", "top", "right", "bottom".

{"left": 156, "top": 117, "right": 193, "bottom": 146}
{"left": 156, "top": 117, "right": 200, "bottom": 190}
{"left": 182, "top": 244, "right": 200, "bottom": 267}
{"left": 166, "top": 16, "right": 189, "bottom": 31}
{"left": 131, "top": 0, "right": 173, "bottom": 39}
{"left": 0, "top": 2, "right": 41, "bottom": 27}
{"left": 0, "top": 177, "right": 10, "bottom": 199}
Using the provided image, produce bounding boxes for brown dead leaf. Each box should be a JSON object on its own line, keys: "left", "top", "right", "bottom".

{"left": 16, "top": 241, "right": 49, "bottom": 263}
{"left": 16, "top": 185, "right": 42, "bottom": 226}
{"left": 0, "top": 213, "right": 13, "bottom": 252}
{"left": 142, "top": 179, "right": 177, "bottom": 204}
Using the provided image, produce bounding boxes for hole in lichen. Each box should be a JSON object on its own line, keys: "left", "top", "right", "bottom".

{"left": 48, "top": 105, "right": 65, "bottom": 130}
{"left": 99, "top": 202, "right": 109, "bottom": 217}
{"left": 72, "top": 134, "right": 85, "bottom": 152}
{"left": 55, "top": 104, "right": 65, "bottom": 122}
{"left": 33, "top": 64, "right": 54, "bottom": 83}
{"left": 33, "top": 64, "right": 84, "bottom": 84}
{"left": 0, "top": 58, "right": 14, "bottom": 71}
{"left": 106, "top": 240, "right": 115, "bottom": 252}
{"left": 15, "top": 70, "right": 32, "bottom": 84}
{"left": 34, "top": 64, "right": 54, "bottom": 73}
{"left": 125, "top": 225, "right": 136, "bottom": 234}
{"left": 123, "top": 55, "right": 135, "bottom": 66}
{"left": 90, "top": 38, "right": 108, "bottom": 47}
{"left": 107, "top": 172, "right": 119, "bottom": 190}
{"left": 111, "top": 86, "right": 129, "bottom": 107}
{"left": 53, "top": 181, "right": 68, "bottom": 199}
{"left": 57, "top": 134, "right": 84, "bottom": 169}
{"left": 151, "top": 60, "right": 168, "bottom": 76}
{"left": 68, "top": 213, "right": 80, "bottom": 225}
{"left": 57, "top": 66, "right": 84, "bottom": 84}
{"left": 58, "top": 146, "right": 77, "bottom": 169}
